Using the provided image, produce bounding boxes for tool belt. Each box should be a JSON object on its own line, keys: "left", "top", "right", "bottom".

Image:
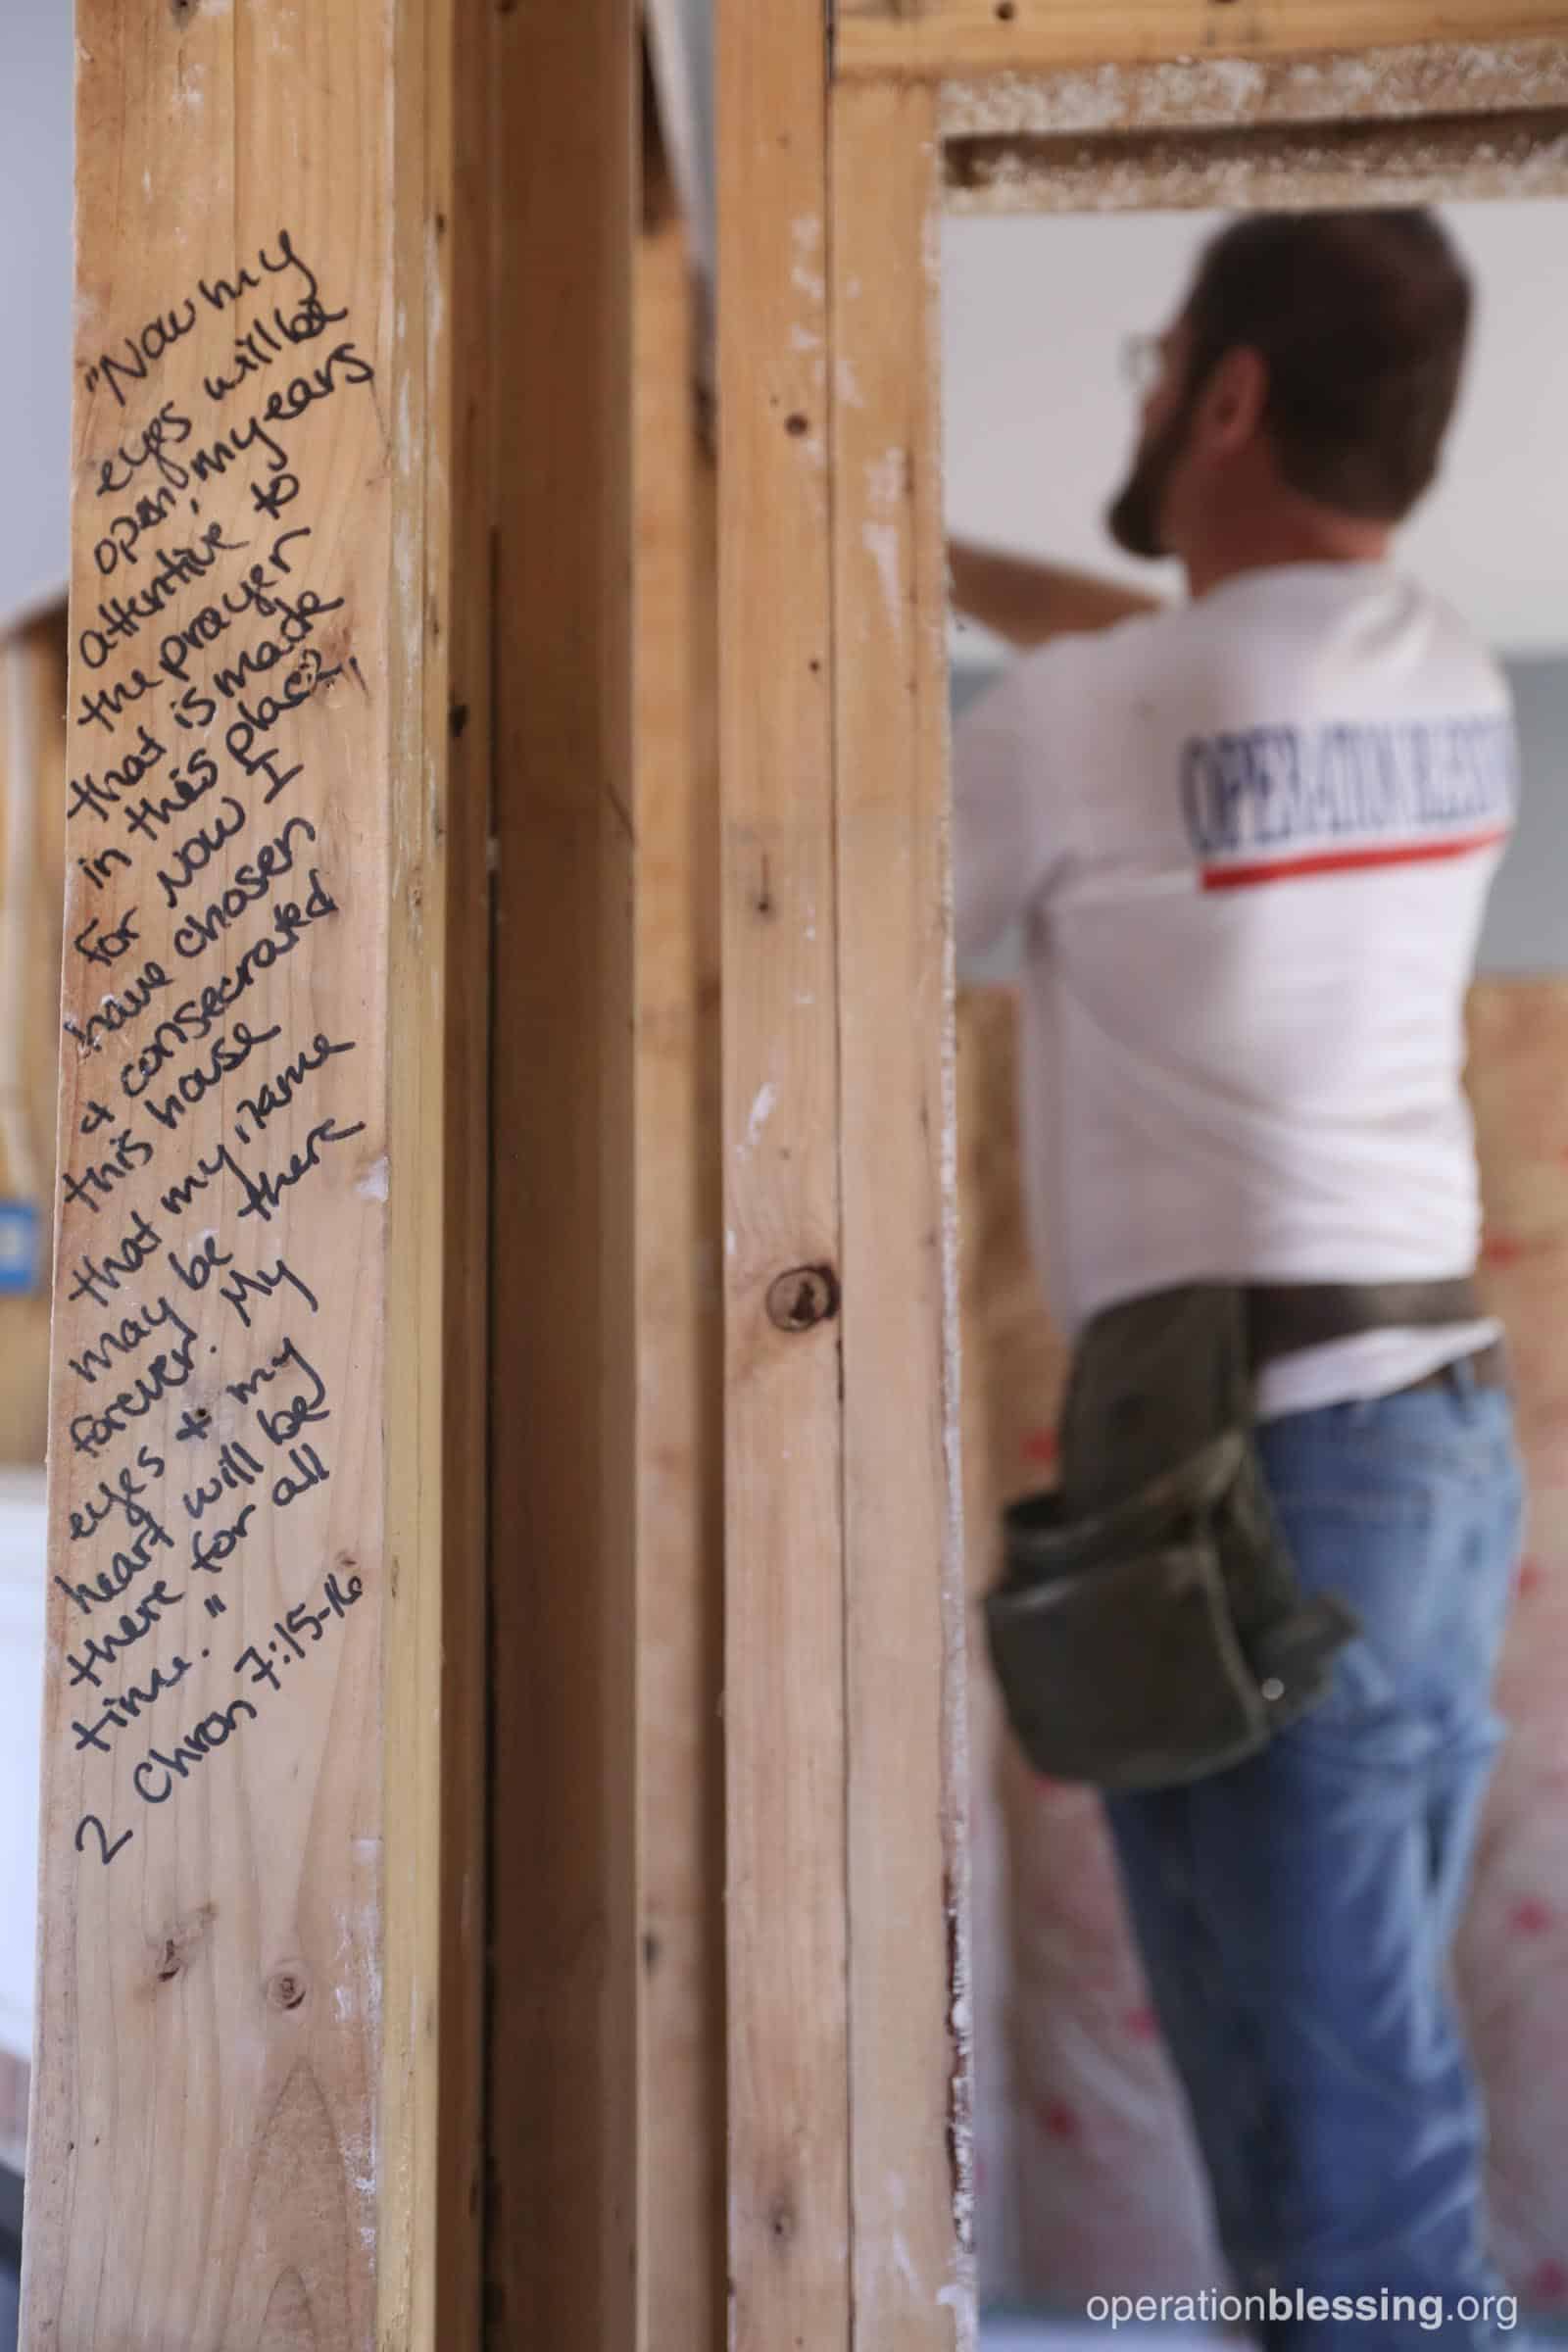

{"left": 983, "top": 1277, "right": 1489, "bottom": 1792}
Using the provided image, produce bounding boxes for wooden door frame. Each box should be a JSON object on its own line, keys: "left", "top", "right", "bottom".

{"left": 712, "top": 7, "right": 1568, "bottom": 2345}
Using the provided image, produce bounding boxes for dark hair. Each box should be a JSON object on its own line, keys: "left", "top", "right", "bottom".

{"left": 1181, "top": 210, "right": 1472, "bottom": 522}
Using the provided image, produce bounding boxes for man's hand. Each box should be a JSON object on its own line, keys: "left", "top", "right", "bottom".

{"left": 949, "top": 538, "right": 1165, "bottom": 649}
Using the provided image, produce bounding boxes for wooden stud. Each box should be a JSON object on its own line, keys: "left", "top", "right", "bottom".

{"left": 835, "top": 0, "right": 1568, "bottom": 83}
{"left": 829, "top": 75, "right": 976, "bottom": 2347}
{"left": 24, "top": 3, "right": 487, "bottom": 2344}
{"left": 715, "top": 1, "right": 852, "bottom": 2346}
{"left": 484, "top": 0, "right": 639, "bottom": 2346}
{"left": 635, "top": 121, "right": 726, "bottom": 2352}
{"left": 718, "top": 4, "right": 975, "bottom": 2338}
{"left": 380, "top": 0, "right": 491, "bottom": 2339}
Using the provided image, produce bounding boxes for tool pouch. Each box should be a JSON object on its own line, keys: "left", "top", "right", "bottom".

{"left": 983, "top": 1283, "right": 1359, "bottom": 1791}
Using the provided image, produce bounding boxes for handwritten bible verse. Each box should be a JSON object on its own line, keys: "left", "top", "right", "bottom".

{"left": 52, "top": 226, "right": 382, "bottom": 1875}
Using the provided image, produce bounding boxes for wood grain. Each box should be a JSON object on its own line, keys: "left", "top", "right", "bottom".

{"left": 379, "top": 0, "right": 490, "bottom": 2341}
{"left": 829, "top": 75, "right": 976, "bottom": 2349}
{"left": 715, "top": 0, "right": 852, "bottom": 2345}
{"left": 635, "top": 159, "right": 726, "bottom": 2352}
{"left": 835, "top": 0, "right": 1568, "bottom": 81}
{"left": 24, "top": 5, "right": 484, "bottom": 2345}
{"left": 935, "top": 35, "right": 1568, "bottom": 137}
{"left": 944, "top": 107, "right": 1568, "bottom": 210}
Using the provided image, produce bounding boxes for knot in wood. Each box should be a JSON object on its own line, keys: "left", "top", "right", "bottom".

{"left": 765, "top": 1265, "right": 839, "bottom": 1333}
{"left": 267, "top": 1967, "right": 309, "bottom": 2012}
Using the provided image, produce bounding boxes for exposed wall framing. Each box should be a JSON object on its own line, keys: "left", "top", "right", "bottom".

{"left": 711, "top": 6, "right": 1568, "bottom": 2344}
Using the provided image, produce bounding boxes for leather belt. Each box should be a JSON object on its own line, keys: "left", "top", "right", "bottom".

{"left": 1246, "top": 1277, "right": 1484, "bottom": 1370}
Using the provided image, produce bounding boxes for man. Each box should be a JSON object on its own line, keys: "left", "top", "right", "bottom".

{"left": 952, "top": 212, "right": 1527, "bottom": 2348}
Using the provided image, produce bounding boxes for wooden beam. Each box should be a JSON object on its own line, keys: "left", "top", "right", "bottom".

{"left": 935, "top": 33, "right": 1568, "bottom": 137}
{"left": 716, "top": 0, "right": 852, "bottom": 2341}
{"left": 945, "top": 106, "right": 1568, "bottom": 209}
{"left": 485, "top": 0, "right": 639, "bottom": 2346}
{"left": 829, "top": 76, "right": 975, "bottom": 2341}
{"left": 24, "top": 2, "right": 488, "bottom": 2344}
{"left": 835, "top": 0, "right": 1568, "bottom": 83}
{"left": 635, "top": 137, "right": 726, "bottom": 2352}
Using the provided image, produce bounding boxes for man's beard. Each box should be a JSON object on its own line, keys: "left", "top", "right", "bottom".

{"left": 1105, "top": 394, "right": 1194, "bottom": 560}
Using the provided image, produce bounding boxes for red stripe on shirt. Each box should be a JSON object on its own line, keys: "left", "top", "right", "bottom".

{"left": 1200, "top": 825, "right": 1510, "bottom": 892}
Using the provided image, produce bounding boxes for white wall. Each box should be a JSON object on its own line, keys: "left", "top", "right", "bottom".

{"left": 944, "top": 201, "right": 1568, "bottom": 658}
{"left": 0, "top": 0, "right": 73, "bottom": 628}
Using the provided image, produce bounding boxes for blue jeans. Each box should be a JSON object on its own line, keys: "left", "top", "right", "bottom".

{"left": 1102, "top": 1360, "right": 1526, "bottom": 2351}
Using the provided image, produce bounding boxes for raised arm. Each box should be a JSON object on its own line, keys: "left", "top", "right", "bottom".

{"left": 949, "top": 537, "right": 1164, "bottom": 649}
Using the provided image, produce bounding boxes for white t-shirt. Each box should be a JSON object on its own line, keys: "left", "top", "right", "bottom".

{"left": 953, "top": 562, "right": 1517, "bottom": 1419}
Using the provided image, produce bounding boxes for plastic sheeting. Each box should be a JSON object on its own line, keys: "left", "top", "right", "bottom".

{"left": 959, "top": 980, "right": 1568, "bottom": 2313}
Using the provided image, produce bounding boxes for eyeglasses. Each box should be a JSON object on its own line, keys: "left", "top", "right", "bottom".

{"left": 1120, "top": 331, "right": 1166, "bottom": 397}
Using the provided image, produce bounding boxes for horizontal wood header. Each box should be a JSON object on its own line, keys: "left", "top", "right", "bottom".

{"left": 934, "top": 34, "right": 1568, "bottom": 137}
{"left": 944, "top": 105, "right": 1568, "bottom": 210}
{"left": 835, "top": 0, "right": 1568, "bottom": 83}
